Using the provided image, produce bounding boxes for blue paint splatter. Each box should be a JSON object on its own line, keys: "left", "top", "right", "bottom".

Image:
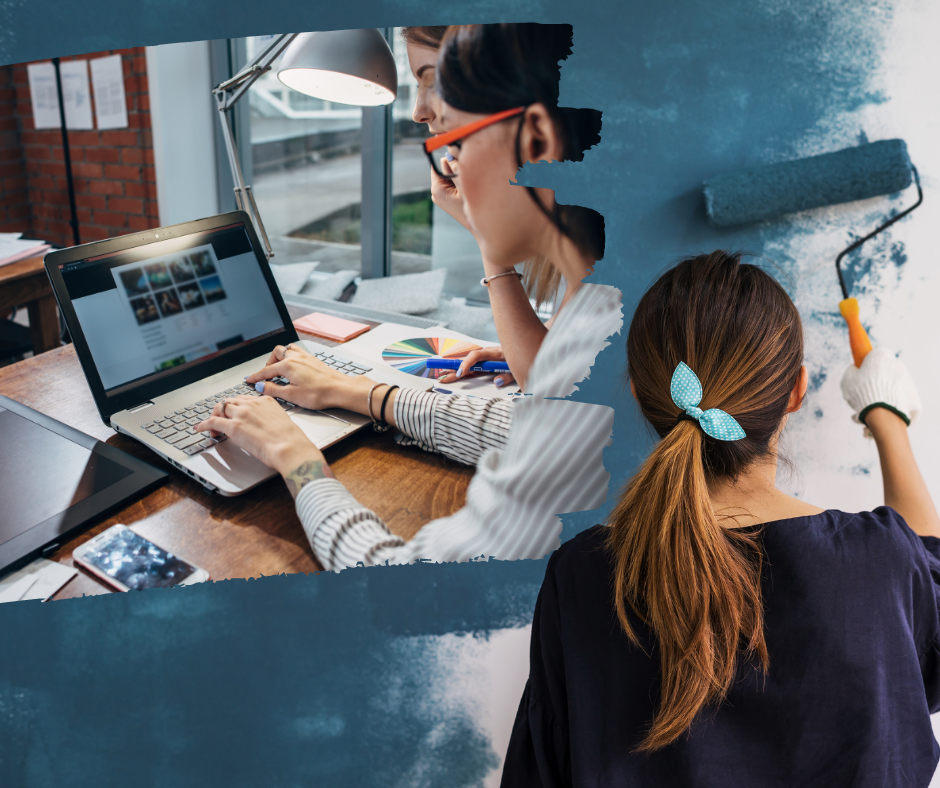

{"left": 808, "top": 369, "right": 828, "bottom": 394}
{"left": 890, "top": 241, "right": 907, "bottom": 269}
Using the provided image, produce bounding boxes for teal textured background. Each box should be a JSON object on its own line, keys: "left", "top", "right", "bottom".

{"left": 0, "top": 1, "right": 916, "bottom": 784}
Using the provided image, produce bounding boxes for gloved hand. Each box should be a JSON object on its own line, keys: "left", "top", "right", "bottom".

{"left": 840, "top": 347, "right": 921, "bottom": 432}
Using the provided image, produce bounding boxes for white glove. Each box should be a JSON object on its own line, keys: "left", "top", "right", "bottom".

{"left": 840, "top": 347, "right": 921, "bottom": 430}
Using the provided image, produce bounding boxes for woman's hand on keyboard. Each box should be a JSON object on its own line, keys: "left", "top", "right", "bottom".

{"left": 196, "top": 395, "right": 325, "bottom": 475}
{"left": 246, "top": 345, "right": 351, "bottom": 411}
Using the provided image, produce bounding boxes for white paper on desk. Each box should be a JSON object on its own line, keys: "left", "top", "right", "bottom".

{"left": 90, "top": 54, "right": 128, "bottom": 130}
{"left": 0, "top": 236, "right": 50, "bottom": 267}
{"left": 339, "top": 322, "right": 522, "bottom": 399}
{"left": 0, "top": 574, "right": 38, "bottom": 604}
{"left": 26, "top": 62, "right": 61, "bottom": 129}
{"left": 0, "top": 558, "right": 78, "bottom": 603}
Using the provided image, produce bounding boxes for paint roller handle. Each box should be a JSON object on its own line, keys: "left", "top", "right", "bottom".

{"left": 839, "top": 298, "right": 873, "bottom": 368}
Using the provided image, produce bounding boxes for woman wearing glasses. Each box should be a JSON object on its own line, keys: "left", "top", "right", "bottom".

{"left": 197, "top": 24, "right": 620, "bottom": 570}
{"left": 400, "top": 25, "right": 575, "bottom": 391}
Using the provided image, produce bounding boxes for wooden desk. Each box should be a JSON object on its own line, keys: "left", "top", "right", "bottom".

{"left": 0, "top": 254, "right": 60, "bottom": 356}
{"left": 0, "top": 313, "right": 474, "bottom": 600}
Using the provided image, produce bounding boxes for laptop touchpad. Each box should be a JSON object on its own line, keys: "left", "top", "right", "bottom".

{"left": 291, "top": 409, "right": 348, "bottom": 446}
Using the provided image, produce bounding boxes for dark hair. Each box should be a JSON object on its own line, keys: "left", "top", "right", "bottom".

{"left": 436, "top": 24, "right": 605, "bottom": 298}
{"left": 400, "top": 26, "right": 450, "bottom": 49}
{"left": 606, "top": 251, "right": 804, "bottom": 751}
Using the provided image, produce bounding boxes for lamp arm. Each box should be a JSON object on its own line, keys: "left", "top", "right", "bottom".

{"left": 212, "top": 34, "right": 299, "bottom": 258}
{"left": 214, "top": 34, "right": 299, "bottom": 108}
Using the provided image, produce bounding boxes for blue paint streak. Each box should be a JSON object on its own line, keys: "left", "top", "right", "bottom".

{"left": 0, "top": 561, "right": 540, "bottom": 785}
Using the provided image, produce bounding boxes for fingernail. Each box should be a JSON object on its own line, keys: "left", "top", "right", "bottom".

{"left": 243, "top": 376, "right": 248, "bottom": 379}
{"left": 255, "top": 381, "right": 265, "bottom": 393}
{"left": 495, "top": 378, "right": 504, "bottom": 387}
{"left": 456, "top": 369, "right": 463, "bottom": 378}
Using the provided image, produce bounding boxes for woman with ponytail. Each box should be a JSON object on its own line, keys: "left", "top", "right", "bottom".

{"left": 502, "top": 251, "right": 940, "bottom": 786}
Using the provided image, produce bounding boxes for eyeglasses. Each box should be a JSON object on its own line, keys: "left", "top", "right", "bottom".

{"left": 422, "top": 106, "right": 527, "bottom": 178}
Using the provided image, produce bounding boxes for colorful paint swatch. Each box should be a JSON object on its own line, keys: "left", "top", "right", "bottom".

{"left": 382, "top": 337, "right": 482, "bottom": 379}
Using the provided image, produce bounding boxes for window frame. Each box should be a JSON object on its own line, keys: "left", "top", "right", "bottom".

{"left": 217, "top": 30, "right": 395, "bottom": 280}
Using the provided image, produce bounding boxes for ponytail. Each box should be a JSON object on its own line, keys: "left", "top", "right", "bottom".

{"left": 609, "top": 251, "right": 803, "bottom": 751}
{"left": 606, "top": 422, "right": 766, "bottom": 751}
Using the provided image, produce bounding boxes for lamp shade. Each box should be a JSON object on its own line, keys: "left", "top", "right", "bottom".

{"left": 277, "top": 29, "right": 398, "bottom": 107}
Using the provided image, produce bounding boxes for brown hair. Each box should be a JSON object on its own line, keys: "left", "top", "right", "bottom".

{"left": 400, "top": 26, "right": 450, "bottom": 49}
{"left": 606, "top": 251, "right": 804, "bottom": 751}
{"left": 436, "top": 24, "right": 604, "bottom": 300}
{"left": 521, "top": 254, "right": 562, "bottom": 308}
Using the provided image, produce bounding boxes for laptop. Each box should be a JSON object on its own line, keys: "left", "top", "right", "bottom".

{"left": 45, "top": 211, "right": 434, "bottom": 496}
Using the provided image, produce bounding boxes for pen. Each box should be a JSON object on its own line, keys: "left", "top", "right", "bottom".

{"left": 425, "top": 358, "right": 511, "bottom": 373}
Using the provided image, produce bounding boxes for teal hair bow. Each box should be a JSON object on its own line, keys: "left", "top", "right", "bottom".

{"left": 670, "top": 362, "right": 746, "bottom": 441}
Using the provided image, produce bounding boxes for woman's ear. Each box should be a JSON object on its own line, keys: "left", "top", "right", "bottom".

{"left": 630, "top": 379, "right": 637, "bottom": 400}
{"left": 519, "top": 103, "right": 564, "bottom": 165}
{"left": 786, "top": 365, "right": 808, "bottom": 413}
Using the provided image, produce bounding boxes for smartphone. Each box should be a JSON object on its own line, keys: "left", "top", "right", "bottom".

{"left": 73, "top": 524, "right": 209, "bottom": 591}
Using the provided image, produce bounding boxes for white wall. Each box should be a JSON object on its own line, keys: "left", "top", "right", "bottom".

{"left": 145, "top": 41, "right": 219, "bottom": 226}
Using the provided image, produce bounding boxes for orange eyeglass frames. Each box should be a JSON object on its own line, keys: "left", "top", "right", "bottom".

{"left": 423, "top": 106, "right": 527, "bottom": 178}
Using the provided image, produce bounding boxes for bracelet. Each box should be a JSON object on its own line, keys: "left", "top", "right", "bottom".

{"left": 366, "top": 383, "right": 386, "bottom": 431}
{"left": 379, "top": 385, "right": 399, "bottom": 427}
{"left": 480, "top": 270, "right": 523, "bottom": 287}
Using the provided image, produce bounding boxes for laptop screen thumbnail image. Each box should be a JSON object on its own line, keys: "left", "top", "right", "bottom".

{"left": 58, "top": 222, "right": 284, "bottom": 396}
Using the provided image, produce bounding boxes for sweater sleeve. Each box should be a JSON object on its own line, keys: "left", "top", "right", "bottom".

{"left": 295, "top": 396, "right": 613, "bottom": 571}
{"left": 294, "top": 478, "right": 405, "bottom": 571}
{"left": 393, "top": 387, "right": 513, "bottom": 467}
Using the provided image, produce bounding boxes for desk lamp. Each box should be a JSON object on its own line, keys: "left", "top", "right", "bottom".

{"left": 212, "top": 29, "right": 398, "bottom": 258}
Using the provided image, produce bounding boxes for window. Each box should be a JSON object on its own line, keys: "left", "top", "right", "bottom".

{"left": 238, "top": 35, "right": 364, "bottom": 275}
{"left": 227, "top": 31, "right": 491, "bottom": 304}
{"left": 389, "top": 28, "right": 488, "bottom": 303}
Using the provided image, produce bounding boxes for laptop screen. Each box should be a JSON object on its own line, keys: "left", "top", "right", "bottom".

{"left": 57, "top": 222, "right": 285, "bottom": 396}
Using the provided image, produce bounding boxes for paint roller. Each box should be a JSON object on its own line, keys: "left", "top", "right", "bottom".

{"left": 703, "top": 139, "right": 923, "bottom": 367}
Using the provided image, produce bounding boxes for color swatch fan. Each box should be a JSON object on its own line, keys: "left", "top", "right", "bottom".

{"left": 382, "top": 337, "right": 482, "bottom": 379}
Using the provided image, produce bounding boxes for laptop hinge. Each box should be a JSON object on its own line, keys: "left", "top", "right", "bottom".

{"left": 127, "top": 401, "right": 154, "bottom": 413}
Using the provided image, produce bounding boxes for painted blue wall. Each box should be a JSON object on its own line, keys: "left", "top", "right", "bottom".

{"left": 0, "top": 1, "right": 916, "bottom": 785}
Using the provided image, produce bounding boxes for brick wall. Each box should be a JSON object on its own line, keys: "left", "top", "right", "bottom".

{"left": 3, "top": 48, "right": 159, "bottom": 246}
{"left": 0, "top": 65, "right": 29, "bottom": 232}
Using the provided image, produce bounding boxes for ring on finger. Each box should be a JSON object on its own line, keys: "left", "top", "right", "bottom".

{"left": 221, "top": 400, "right": 228, "bottom": 418}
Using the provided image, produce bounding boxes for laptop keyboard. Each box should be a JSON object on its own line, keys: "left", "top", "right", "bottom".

{"left": 138, "top": 347, "right": 373, "bottom": 457}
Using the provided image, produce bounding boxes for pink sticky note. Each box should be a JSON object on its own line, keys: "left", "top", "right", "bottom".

{"left": 293, "top": 312, "right": 371, "bottom": 342}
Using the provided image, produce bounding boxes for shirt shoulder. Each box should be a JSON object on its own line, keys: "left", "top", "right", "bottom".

{"left": 777, "top": 507, "right": 923, "bottom": 563}
{"left": 545, "top": 525, "right": 613, "bottom": 592}
{"left": 527, "top": 284, "right": 623, "bottom": 400}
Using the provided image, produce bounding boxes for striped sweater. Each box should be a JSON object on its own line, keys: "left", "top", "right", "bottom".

{"left": 295, "top": 283, "right": 623, "bottom": 570}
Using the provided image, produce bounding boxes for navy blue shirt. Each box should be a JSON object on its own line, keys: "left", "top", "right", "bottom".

{"left": 502, "top": 509, "right": 940, "bottom": 787}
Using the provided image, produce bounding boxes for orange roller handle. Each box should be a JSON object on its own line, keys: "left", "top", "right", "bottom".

{"left": 839, "top": 298, "right": 873, "bottom": 368}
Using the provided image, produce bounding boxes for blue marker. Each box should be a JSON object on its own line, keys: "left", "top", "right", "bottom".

{"left": 425, "top": 358, "right": 510, "bottom": 373}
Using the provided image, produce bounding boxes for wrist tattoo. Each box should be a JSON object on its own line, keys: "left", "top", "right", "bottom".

{"left": 284, "top": 459, "right": 334, "bottom": 499}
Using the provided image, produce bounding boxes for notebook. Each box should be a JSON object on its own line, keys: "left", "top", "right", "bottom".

{"left": 293, "top": 311, "right": 371, "bottom": 342}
